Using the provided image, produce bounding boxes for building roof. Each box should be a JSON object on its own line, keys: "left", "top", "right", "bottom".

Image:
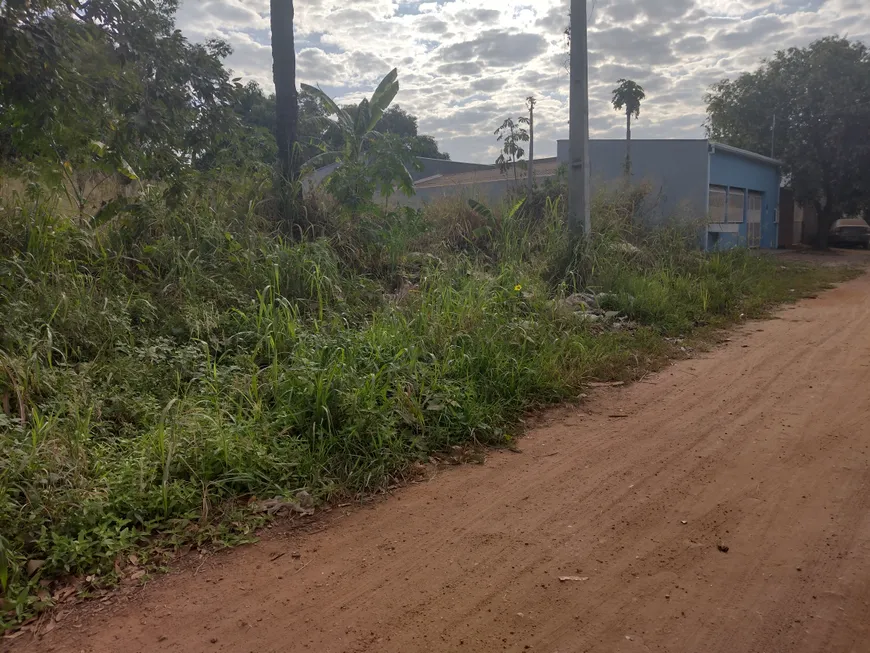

{"left": 709, "top": 142, "right": 783, "bottom": 167}
{"left": 415, "top": 158, "right": 561, "bottom": 189}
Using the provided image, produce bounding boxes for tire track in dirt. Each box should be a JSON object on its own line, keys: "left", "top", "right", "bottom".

{"left": 12, "top": 265, "right": 870, "bottom": 653}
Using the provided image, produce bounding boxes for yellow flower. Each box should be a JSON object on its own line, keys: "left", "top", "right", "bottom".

{"left": 514, "top": 284, "right": 523, "bottom": 292}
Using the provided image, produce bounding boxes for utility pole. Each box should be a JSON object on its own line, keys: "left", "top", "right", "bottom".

{"left": 527, "top": 96, "right": 536, "bottom": 196}
{"left": 568, "top": 0, "right": 591, "bottom": 235}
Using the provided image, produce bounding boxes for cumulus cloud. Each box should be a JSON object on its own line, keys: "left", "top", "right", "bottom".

{"left": 176, "top": 0, "right": 870, "bottom": 162}
{"left": 438, "top": 30, "right": 548, "bottom": 67}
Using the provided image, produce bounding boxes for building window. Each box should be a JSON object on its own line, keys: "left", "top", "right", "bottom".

{"left": 709, "top": 185, "right": 727, "bottom": 223}
{"left": 709, "top": 186, "right": 748, "bottom": 223}
{"left": 727, "top": 187, "right": 746, "bottom": 223}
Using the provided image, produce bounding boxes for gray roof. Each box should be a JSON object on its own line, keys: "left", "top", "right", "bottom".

{"left": 709, "top": 142, "right": 783, "bottom": 167}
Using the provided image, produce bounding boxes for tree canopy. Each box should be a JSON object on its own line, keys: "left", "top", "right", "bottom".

{"left": 233, "top": 93, "right": 449, "bottom": 163}
{"left": 0, "top": 0, "right": 246, "bottom": 182}
{"left": 706, "top": 37, "right": 870, "bottom": 247}
{"left": 611, "top": 79, "right": 645, "bottom": 119}
{"left": 0, "top": 0, "right": 448, "bottom": 189}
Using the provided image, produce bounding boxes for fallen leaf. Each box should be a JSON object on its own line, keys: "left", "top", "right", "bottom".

{"left": 26, "top": 559, "right": 46, "bottom": 576}
{"left": 558, "top": 576, "right": 590, "bottom": 582}
{"left": 53, "top": 586, "right": 77, "bottom": 603}
{"left": 128, "top": 554, "right": 140, "bottom": 566}
{"left": 129, "top": 569, "right": 146, "bottom": 580}
{"left": 2, "top": 630, "right": 27, "bottom": 640}
{"left": 251, "top": 497, "right": 314, "bottom": 517}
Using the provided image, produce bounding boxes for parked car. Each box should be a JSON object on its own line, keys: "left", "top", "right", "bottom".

{"left": 829, "top": 218, "right": 870, "bottom": 248}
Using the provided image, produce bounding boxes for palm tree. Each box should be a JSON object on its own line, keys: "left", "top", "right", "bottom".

{"left": 611, "top": 79, "right": 645, "bottom": 178}
{"left": 271, "top": 0, "right": 298, "bottom": 182}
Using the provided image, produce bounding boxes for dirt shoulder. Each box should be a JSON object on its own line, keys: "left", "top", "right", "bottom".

{"left": 11, "top": 266, "right": 870, "bottom": 653}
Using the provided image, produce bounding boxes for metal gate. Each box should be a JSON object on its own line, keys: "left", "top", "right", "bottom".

{"left": 747, "top": 192, "right": 763, "bottom": 248}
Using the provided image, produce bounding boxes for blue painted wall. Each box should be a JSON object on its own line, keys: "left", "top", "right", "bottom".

{"left": 557, "top": 139, "right": 710, "bottom": 222}
{"left": 709, "top": 149, "right": 781, "bottom": 249}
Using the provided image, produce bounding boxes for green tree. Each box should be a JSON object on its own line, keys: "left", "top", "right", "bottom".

{"left": 270, "top": 0, "right": 298, "bottom": 183}
{"left": 611, "top": 79, "right": 645, "bottom": 178}
{"left": 494, "top": 117, "right": 529, "bottom": 185}
{"left": 706, "top": 37, "right": 870, "bottom": 248}
{"left": 233, "top": 90, "right": 449, "bottom": 164}
{"left": 341, "top": 104, "right": 449, "bottom": 159}
{"left": 412, "top": 135, "right": 450, "bottom": 160}
{"left": 1, "top": 0, "right": 239, "bottom": 185}
{"left": 375, "top": 106, "right": 418, "bottom": 138}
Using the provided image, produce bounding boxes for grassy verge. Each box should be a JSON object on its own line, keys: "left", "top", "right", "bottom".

{"left": 0, "top": 179, "right": 858, "bottom": 628}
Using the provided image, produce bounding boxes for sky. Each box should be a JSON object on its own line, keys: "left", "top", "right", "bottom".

{"left": 176, "top": 0, "right": 870, "bottom": 164}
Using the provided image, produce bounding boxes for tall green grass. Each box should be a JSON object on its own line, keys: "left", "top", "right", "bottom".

{"left": 0, "top": 177, "right": 854, "bottom": 627}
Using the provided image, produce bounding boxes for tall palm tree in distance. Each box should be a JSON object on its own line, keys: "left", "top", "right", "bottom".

{"left": 611, "top": 79, "right": 645, "bottom": 178}
{"left": 271, "top": 0, "right": 298, "bottom": 183}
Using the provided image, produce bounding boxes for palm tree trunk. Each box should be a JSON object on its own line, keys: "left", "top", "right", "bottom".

{"left": 271, "top": 0, "right": 298, "bottom": 182}
{"left": 624, "top": 109, "right": 631, "bottom": 178}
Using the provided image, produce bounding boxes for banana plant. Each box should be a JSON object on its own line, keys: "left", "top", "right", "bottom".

{"left": 301, "top": 68, "right": 400, "bottom": 168}
{"left": 301, "top": 69, "right": 418, "bottom": 211}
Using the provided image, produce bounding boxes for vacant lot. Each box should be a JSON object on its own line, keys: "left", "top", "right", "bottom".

{"left": 13, "top": 255, "right": 870, "bottom": 653}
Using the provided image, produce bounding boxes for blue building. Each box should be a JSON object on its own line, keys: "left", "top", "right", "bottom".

{"left": 409, "top": 139, "right": 783, "bottom": 250}
{"left": 555, "top": 139, "right": 783, "bottom": 250}
{"left": 705, "top": 142, "right": 782, "bottom": 250}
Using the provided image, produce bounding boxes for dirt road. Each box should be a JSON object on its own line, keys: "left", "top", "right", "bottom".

{"left": 19, "top": 267, "right": 870, "bottom": 653}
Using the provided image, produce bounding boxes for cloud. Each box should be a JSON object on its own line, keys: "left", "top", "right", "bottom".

{"left": 712, "top": 14, "right": 787, "bottom": 48}
{"left": 417, "top": 16, "right": 450, "bottom": 34}
{"left": 589, "top": 27, "right": 677, "bottom": 66}
{"left": 438, "top": 30, "right": 548, "bottom": 67}
{"left": 437, "top": 61, "right": 484, "bottom": 76}
{"left": 471, "top": 77, "right": 509, "bottom": 92}
{"left": 598, "top": 0, "right": 697, "bottom": 22}
{"left": 176, "top": 0, "right": 870, "bottom": 162}
{"left": 297, "top": 48, "right": 346, "bottom": 86}
{"left": 454, "top": 8, "right": 502, "bottom": 26}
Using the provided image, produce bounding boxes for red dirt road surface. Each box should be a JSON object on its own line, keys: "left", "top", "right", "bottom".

{"left": 16, "top": 269, "right": 870, "bottom": 653}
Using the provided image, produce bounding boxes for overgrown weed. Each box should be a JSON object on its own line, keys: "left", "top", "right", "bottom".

{"left": 0, "top": 176, "right": 856, "bottom": 628}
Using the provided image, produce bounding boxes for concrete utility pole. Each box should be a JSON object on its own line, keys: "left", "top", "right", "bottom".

{"left": 568, "top": 0, "right": 591, "bottom": 235}
{"left": 527, "top": 96, "right": 536, "bottom": 196}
